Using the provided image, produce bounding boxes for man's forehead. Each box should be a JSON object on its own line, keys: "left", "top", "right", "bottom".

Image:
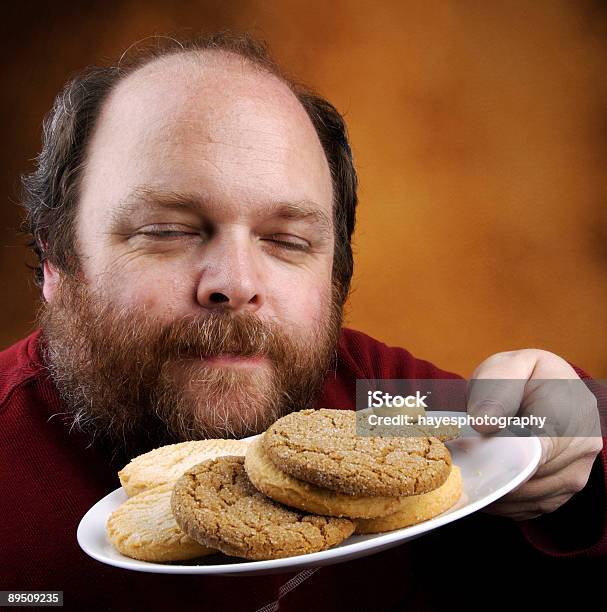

{"left": 79, "top": 50, "right": 334, "bottom": 229}
{"left": 102, "top": 50, "right": 311, "bottom": 136}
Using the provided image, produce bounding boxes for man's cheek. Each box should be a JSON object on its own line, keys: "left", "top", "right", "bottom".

{"left": 276, "top": 279, "right": 330, "bottom": 321}
{"left": 94, "top": 265, "right": 192, "bottom": 314}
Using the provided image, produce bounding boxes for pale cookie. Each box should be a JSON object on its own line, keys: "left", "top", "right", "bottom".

{"left": 171, "top": 456, "right": 355, "bottom": 560}
{"left": 262, "top": 409, "right": 452, "bottom": 497}
{"left": 106, "top": 483, "right": 214, "bottom": 562}
{"left": 355, "top": 465, "right": 463, "bottom": 534}
{"left": 245, "top": 436, "right": 402, "bottom": 519}
{"left": 119, "top": 439, "right": 250, "bottom": 497}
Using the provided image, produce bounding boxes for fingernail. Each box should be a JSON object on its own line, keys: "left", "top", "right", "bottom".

{"left": 469, "top": 401, "right": 504, "bottom": 418}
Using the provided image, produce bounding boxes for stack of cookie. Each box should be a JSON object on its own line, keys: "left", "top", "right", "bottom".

{"left": 243, "top": 409, "right": 462, "bottom": 535}
{"left": 106, "top": 409, "right": 462, "bottom": 563}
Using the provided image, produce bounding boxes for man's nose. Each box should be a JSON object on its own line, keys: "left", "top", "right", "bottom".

{"left": 195, "top": 231, "right": 264, "bottom": 313}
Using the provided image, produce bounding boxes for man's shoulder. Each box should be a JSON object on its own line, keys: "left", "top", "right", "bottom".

{"left": 0, "top": 329, "right": 45, "bottom": 407}
{"left": 337, "top": 327, "right": 461, "bottom": 380}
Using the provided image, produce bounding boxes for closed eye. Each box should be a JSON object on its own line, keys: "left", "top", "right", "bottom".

{"left": 262, "top": 237, "right": 310, "bottom": 252}
{"left": 134, "top": 225, "right": 201, "bottom": 240}
{"left": 140, "top": 230, "right": 196, "bottom": 238}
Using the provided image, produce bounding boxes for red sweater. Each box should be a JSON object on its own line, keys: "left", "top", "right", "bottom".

{"left": 1, "top": 329, "right": 605, "bottom": 611}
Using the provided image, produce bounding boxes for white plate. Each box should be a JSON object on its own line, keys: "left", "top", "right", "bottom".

{"left": 77, "top": 411, "right": 541, "bottom": 576}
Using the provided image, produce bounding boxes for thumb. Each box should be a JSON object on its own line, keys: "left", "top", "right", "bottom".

{"left": 466, "top": 352, "right": 533, "bottom": 434}
{"left": 467, "top": 380, "right": 525, "bottom": 433}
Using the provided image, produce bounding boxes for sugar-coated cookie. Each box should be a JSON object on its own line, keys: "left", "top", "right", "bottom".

{"left": 262, "top": 409, "right": 452, "bottom": 497}
{"left": 245, "top": 436, "right": 402, "bottom": 518}
{"left": 171, "top": 456, "right": 355, "bottom": 560}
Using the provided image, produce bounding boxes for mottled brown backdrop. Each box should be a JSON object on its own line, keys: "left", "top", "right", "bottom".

{"left": 1, "top": 1, "right": 606, "bottom": 376}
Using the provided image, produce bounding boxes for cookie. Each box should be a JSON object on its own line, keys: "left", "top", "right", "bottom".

{"left": 171, "top": 456, "right": 355, "bottom": 560}
{"left": 357, "top": 414, "right": 460, "bottom": 442}
{"left": 118, "top": 439, "right": 250, "bottom": 497}
{"left": 355, "top": 465, "right": 463, "bottom": 534}
{"left": 106, "top": 483, "right": 214, "bottom": 562}
{"left": 410, "top": 423, "right": 461, "bottom": 442}
{"left": 383, "top": 422, "right": 461, "bottom": 442}
{"left": 262, "top": 409, "right": 452, "bottom": 497}
{"left": 245, "top": 436, "right": 402, "bottom": 519}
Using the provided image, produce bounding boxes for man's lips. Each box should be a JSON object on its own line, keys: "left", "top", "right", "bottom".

{"left": 199, "top": 354, "right": 267, "bottom": 367}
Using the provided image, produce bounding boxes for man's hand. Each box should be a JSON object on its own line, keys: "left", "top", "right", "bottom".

{"left": 466, "top": 349, "right": 603, "bottom": 520}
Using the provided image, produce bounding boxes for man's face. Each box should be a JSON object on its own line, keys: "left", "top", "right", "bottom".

{"left": 41, "top": 52, "right": 341, "bottom": 454}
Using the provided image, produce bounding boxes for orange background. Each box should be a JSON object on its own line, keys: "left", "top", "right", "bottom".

{"left": 1, "top": 1, "right": 606, "bottom": 376}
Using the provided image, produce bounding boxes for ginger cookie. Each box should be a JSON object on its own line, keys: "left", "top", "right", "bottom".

{"left": 245, "top": 436, "right": 402, "bottom": 519}
{"left": 262, "top": 409, "right": 452, "bottom": 497}
{"left": 118, "top": 439, "right": 250, "bottom": 497}
{"left": 358, "top": 415, "right": 460, "bottom": 443}
{"left": 387, "top": 423, "right": 461, "bottom": 442}
{"left": 106, "top": 483, "right": 214, "bottom": 562}
{"left": 409, "top": 422, "right": 461, "bottom": 442}
{"left": 355, "top": 465, "right": 463, "bottom": 534}
{"left": 171, "top": 456, "right": 355, "bottom": 560}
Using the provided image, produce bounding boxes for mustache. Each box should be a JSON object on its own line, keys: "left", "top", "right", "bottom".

{"left": 153, "top": 310, "right": 286, "bottom": 361}
{"left": 49, "top": 272, "right": 339, "bottom": 365}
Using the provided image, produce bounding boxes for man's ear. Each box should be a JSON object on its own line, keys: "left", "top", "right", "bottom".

{"left": 42, "top": 260, "right": 60, "bottom": 303}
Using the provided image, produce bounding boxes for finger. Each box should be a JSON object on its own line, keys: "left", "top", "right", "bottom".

{"left": 502, "top": 511, "right": 542, "bottom": 521}
{"left": 482, "top": 493, "right": 573, "bottom": 519}
{"left": 483, "top": 505, "right": 544, "bottom": 520}
{"left": 500, "top": 455, "right": 597, "bottom": 503}
{"left": 466, "top": 351, "right": 536, "bottom": 433}
{"left": 532, "top": 439, "right": 601, "bottom": 480}
{"left": 466, "top": 385, "right": 524, "bottom": 434}
{"left": 525, "top": 351, "right": 579, "bottom": 379}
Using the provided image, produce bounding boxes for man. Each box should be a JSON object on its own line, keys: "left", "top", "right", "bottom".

{"left": 1, "top": 33, "right": 604, "bottom": 611}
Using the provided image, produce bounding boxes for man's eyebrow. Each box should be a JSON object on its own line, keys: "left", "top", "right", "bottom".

{"left": 111, "top": 187, "right": 201, "bottom": 219}
{"left": 111, "top": 187, "right": 333, "bottom": 236}
{"left": 261, "top": 200, "right": 333, "bottom": 236}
